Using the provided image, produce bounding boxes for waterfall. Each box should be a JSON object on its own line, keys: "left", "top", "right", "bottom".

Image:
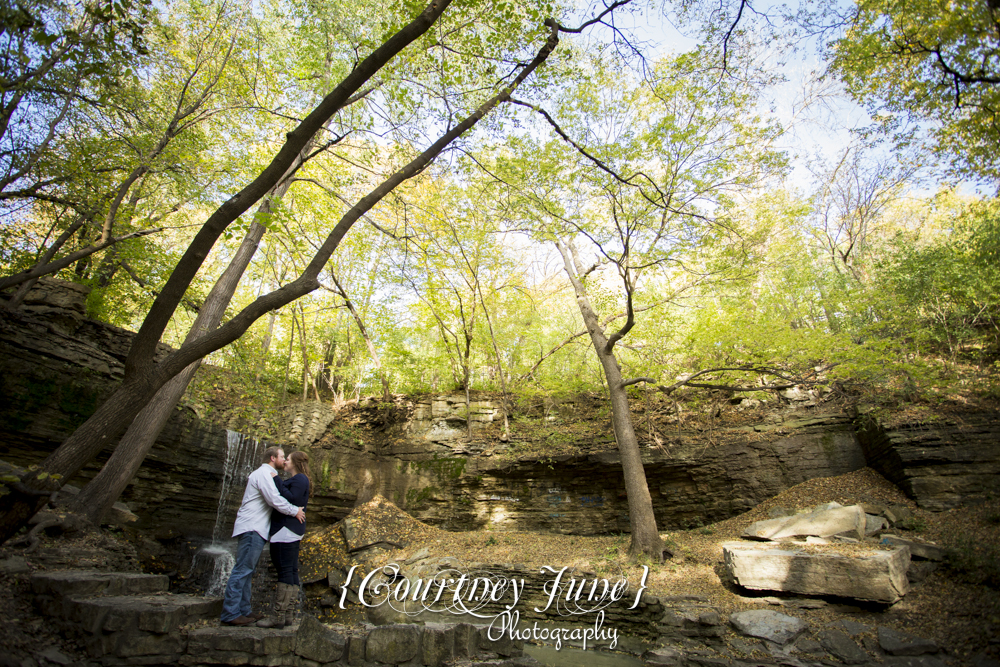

{"left": 191, "top": 429, "right": 266, "bottom": 596}
{"left": 211, "top": 430, "right": 266, "bottom": 545}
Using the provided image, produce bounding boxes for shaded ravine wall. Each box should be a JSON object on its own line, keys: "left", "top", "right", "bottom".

{"left": 1, "top": 280, "right": 998, "bottom": 542}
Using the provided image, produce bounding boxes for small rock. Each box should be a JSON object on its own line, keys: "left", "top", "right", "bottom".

{"left": 907, "top": 561, "right": 939, "bottom": 584}
{"left": 817, "top": 628, "right": 869, "bottom": 664}
{"left": 815, "top": 502, "right": 844, "bottom": 511}
{"left": 825, "top": 619, "right": 872, "bottom": 637}
{"left": 698, "top": 611, "right": 721, "bottom": 625}
{"left": 729, "top": 609, "right": 808, "bottom": 645}
{"left": 865, "top": 514, "right": 889, "bottom": 536}
{"left": 878, "top": 627, "right": 939, "bottom": 656}
{"left": 728, "top": 638, "right": 759, "bottom": 656}
{"left": 882, "top": 657, "right": 947, "bottom": 667}
{"left": 881, "top": 535, "right": 947, "bottom": 561}
{"left": 789, "top": 599, "right": 827, "bottom": 609}
{"left": 405, "top": 547, "right": 430, "bottom": 564}
{"left": 327, "top": 568, "right": 346, "bottom": 588}
{"left": 794, "top": 637, "right": 824, "bottom": 655}
{"left": 34, "top": 648, "right": 71, "bottom": 666}
{"left": 295, "top": 615, "right": 346, "bottom": 663}
{"left": 0, "top": 556, "right": 30, "bottom": 575}
{"left": 642, "top": 647, "right": 682, "bottom": 666}
{"left": 366, "top": 625, "right": 421, "bottom": 664}
{"left": 883, "top": 505, "right": 914, "bottom": 526}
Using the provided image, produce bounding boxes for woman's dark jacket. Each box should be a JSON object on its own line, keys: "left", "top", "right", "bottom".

{"left": 270, "top": 473, "right": 309, "bottom": 539}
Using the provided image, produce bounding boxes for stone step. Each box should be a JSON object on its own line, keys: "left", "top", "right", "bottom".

{"left": 67, "top": 593, "right": 223, "bottom": 661}
{"left": 32, "top": 569, "right": 169, "bottom": 599}
{"left": 67, "top": 593, "right": 223, "bottom": 634}
{"left": 180, "top": 625, "right": 301, "bottom": 666}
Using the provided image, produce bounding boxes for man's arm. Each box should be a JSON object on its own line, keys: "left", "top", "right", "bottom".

{"left": 256, "top": 470, "right": 305, "bottom": 522}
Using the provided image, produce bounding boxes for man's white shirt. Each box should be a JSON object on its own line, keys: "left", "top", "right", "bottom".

{"left": 232, "top": 463, "right": 301, "bottom": 540}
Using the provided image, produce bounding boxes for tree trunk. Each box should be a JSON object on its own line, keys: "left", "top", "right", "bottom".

{"left": 282, "top": 312, "right": 295, "bottom": 399}
{"left": 67, "top": 166, "right": 299, "bottom": 524}
{"left": 328, "top": 273, "right": 391, "bottom": 400}
{"left": 555, "top": 239, "right": 665, "bottom": 562}
{"left": 256, "top": 309, "right": 277, "bottom": 382}
{"left": 476, "top": 282, "right": 510, "bottom": 439}
{"left": 294, "top": 306, "right": 310, "bottom": 401}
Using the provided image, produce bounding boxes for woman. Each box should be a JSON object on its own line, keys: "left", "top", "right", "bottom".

{"left": 257, "top": 450, "right": 312, "bottom": 628}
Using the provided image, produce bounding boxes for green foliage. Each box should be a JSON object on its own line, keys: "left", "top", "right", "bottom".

{"left": 830, "top": 0, "right": 1000, "bottom": 184}
{"left": 866, "top": 196, "right": 1000, "bottom": 362}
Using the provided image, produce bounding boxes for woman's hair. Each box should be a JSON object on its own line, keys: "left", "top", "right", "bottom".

{"left": 288, "top": 450, "right": 313, "bottom": 498}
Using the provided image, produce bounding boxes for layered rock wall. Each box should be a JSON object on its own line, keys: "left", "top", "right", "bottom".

{"left": 856, "top": 413, "right": 1000, "bottom": 510}
{"left": 0, "top": 280, "right": 228, "bottom": 539}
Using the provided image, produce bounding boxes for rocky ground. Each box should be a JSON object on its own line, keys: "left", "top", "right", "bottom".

{"left": 299, "top": 468, "right": 1000, "bottom": 665}
{"left": 1, "top": 468, "right": 999, "bottom": 667}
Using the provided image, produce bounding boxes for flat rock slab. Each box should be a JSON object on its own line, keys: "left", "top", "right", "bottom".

{"left": 880, "top": 535, "right": 948, "bottom": 561}
{"left": 31, "top": 570, "right": 168, "bottom": 598}
{"left": 68, "top": 594, "right": 223, "bottom": 634}
{"left": 817, "top": 628, "right": 869, "bottom": 664}
{"left": 729, "top": 609, "right": 808, "bottom": 645}
{"left": 743, "top": 505, "right": 866, "bottom": 541}
{"left": 723, "top": 542, "right": 910, "bottom": 604}
{"left": 878, "top": 627, "right": 940, "bottom": 656}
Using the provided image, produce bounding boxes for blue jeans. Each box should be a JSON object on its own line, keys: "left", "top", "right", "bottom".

{"left": 220, "top": 531, "right": 266, "bottom": 621}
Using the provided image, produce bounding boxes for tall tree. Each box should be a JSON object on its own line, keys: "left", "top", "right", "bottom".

{"left": 495, "top": 45, "right": 785, "bottom": 560}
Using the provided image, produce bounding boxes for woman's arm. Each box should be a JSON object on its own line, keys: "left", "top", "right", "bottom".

{"left": 272, "top": 475, "right": 294, "bottom": 503}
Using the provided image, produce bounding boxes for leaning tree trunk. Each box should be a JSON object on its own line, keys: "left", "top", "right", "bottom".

{"left": 67, "top": 169, "right": 298, "bottom": 525}
{"left": 595, "top": 348, "right": 665, "bottom": 561}
{"left": 555, "top": 239, "right": 665, "bottom": 562}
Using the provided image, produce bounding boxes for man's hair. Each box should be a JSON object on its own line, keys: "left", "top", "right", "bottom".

{"left": 263, "top": 446, "right": 283, "bottom": 463}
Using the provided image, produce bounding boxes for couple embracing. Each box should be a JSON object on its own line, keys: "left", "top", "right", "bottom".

{"left": 220, "top": 446, "right": 312, "bottom": 628}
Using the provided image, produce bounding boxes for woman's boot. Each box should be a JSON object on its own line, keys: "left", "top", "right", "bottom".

{"left": 283, "top": 584, "right": 300, "bottom": 627}
{"left": 256, "top": 583, "right": 292, "bottom": 629}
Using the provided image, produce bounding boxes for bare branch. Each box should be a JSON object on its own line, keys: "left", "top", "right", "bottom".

{"left": 622, "top": 376, "right": 657, "bottom": 388}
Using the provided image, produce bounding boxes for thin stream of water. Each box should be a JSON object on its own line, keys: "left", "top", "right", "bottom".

{"left": 189, "top": 430, "right": 265, "bottom": 594}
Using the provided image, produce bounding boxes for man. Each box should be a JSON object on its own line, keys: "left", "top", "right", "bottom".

{"left": 220, "top": 446, "right": 305, "bottom": 626}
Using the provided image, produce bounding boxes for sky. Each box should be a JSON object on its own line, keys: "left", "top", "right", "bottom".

{"left": 567, "top": 0, "right": 876, "bottom": 194}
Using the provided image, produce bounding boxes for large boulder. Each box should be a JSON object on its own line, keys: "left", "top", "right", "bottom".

{"left": 723, "top": 542, "right": 911, "bottom": 604}
{"left": 742, "top": 504, "right": 867, "bottom": 541}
